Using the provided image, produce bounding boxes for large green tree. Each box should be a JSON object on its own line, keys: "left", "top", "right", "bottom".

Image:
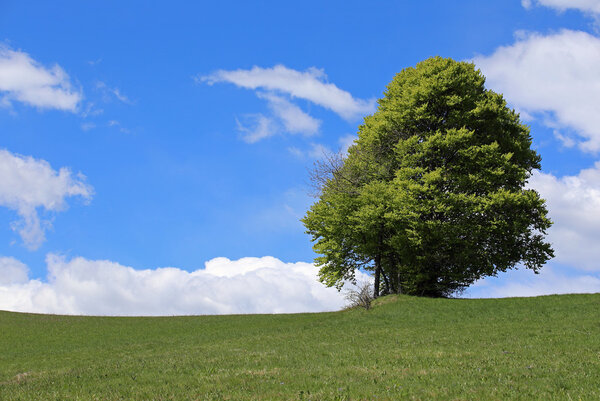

{"left": 303, "top": 57, "right": 554, "bottom": 298}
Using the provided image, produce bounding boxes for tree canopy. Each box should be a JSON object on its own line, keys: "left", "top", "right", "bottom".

{"left": 302, "top": 57, "right": 554, "bottom": 298}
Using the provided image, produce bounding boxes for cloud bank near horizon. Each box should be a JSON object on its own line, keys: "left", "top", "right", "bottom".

{"left": 0, "top": 251, "right": 597, "bottom": 317}
{"left": 0, "top": 255, "right": 370, "bottom": 316}
{"left": 467, "top": 265, "right": 600, "bottom": 298}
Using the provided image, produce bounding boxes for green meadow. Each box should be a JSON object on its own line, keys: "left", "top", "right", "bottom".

{"left": 1, "top": 293, "right": 599, "bottom": 400}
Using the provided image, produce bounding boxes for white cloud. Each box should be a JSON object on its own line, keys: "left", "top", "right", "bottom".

{"left": 112, "top": 89, "right": 130, "bottom": 104}
{"left": 285, "top": 143, "right": 332, "bottom": 160}
{"left": 107, "top": 120, "right": 131, "bottom": 134}
{"left": 338, "top": 134, "right": 357, "bottom": 155}
{"left": 200, "top": 64, "right": 375, "bottom": 121}
{"left": 234, "top": 93, "right": 320, "bottom": 143}
{"left": 308, "top": 143, "right": 331, "bottom": 159}
{"left": 473, "top": 30, "right": 600, "bottom": 151}
{"left": 529, "top": 163, "right": 600, "bottom": 271}
{"left": 80, "top": 102, "right": 103, "bottom": 118}
{"left": 96, "top": 81, "right": 132, "bottom": 104}
{"left": 553, "top": 129, "right": 576, "bottom": 148}
{"left": 288, "top": 135, "right": 355, "bottom": 160}
{"left": 522, "top": 0, "right": 600, "bottom": 14}
{"left": 258, "top": 92, "right": 320, "bottom": 136}
{"left": 466, "top": 265, "right": 600, "bottom": 298}
{"left": 235, "top": 114, "right": 276, "bottom": 143}
{"left": 0, "top": 149, "right": 93, "bottom": 250}
{"left": 81, "top": 122, "right": 96, "bottom": 131}
{"left": 0, "top": 254, "right": 370, "bottom": 316}
{"left": 0, "top": 256, "right": 29, "bottom": 285}
{"left": 0, "top": 45, "right": 81, "bottom": 112}
{"left": 87, "top": 58, "right": 102, "bottom": 67}
{"left": 287, "top": 146, "right": 304, "bottom": 159}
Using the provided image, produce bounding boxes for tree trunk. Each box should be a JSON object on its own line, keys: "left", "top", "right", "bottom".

{"left": 374, "top": 253, "right": 381, "bottom": 298}
{"left": 374, "top": 226, "right": 385, "bottom": 299}
{"left": 381, "top": 268, "right": 391, "bottom": 295}
{"left": 397, "top": 270, "right": 402, "bottom": 294}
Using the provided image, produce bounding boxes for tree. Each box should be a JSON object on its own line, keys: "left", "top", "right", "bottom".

{"left": 302, "top": 57, "right": 554, "bottom": 298}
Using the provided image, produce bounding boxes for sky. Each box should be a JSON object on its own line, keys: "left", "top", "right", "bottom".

{"left": 1, "top": 0, "right": 600, "bottom": 315}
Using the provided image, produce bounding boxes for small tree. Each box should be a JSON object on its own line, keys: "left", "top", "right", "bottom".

{"left": 303, "top": 57, "right": 554, "bottom": 297}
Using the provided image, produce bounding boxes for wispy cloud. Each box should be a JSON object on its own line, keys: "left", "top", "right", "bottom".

{"left": 288, "top": 135, "right": 355, "bottom": 160}
{"left": 0, "top": 149, "right": 93, "bottom": 250}
{"left": 80, "top": 102, "right": 103, "bottom": 118}
{"left": 96, "top": 81, "right": 133, "bottom": 105}
{"left": 307, "top": 143, "right": 331, "bottom": 159}
{"left": 81, "top": 122, "right": 96, "bottom": 131}
{"left": 235, "top": 114, "right": 276, "bottom": 143}
{"left": 235, "top": 94, "right": 321, "bottom": 143}
{"left": 474, "top": 30, "right": 600, "bottom": 152}
{"left": 0, "top": 45, "right": 81, "bottom": 112}
{"left": 87, "top": 58, "right": 102, "bottom": 67}
{"left": 200, "top": 65, "right": 375, "bottom": 121}
{"left": 259, "top": 92, "right": 320, "bottom": 136}
{"left": 285, "top": 143, "right": 331, "bottom": 160}
{"left": 107, "top": 120, "right": 131, "bottom": 134}
{"left": 338, "top": 134, "right": 357, "bottom": 155}
{"left": 0, "top": 254, "right": 369, "bottom": 316}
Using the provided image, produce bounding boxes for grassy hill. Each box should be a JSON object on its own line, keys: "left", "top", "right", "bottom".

{"left": 1, "top": 294, "right": 599, "bottom": 400}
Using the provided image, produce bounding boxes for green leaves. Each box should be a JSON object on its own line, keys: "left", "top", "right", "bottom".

{"left": 304, "top": 57, "right": 553, "bottom": 297}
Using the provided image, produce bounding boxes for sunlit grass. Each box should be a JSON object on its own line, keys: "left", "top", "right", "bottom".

{"left": 1, "top": 293, "right": 599, "bottom": 400}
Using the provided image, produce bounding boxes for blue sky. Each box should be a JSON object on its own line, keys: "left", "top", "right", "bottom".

{"left": 1, "top": 0, "right": 599, "bottom": 315}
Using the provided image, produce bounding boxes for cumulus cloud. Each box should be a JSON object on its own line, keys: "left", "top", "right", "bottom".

{"left": 529, "top": 164, "right": 600, "bottom": 271}
{"left": 522, "top": 0, "right": 600, "bottom": 14}
{"left": 469, "top": 153, "right": 600, "bottom": 294}
{"left": 0, "top": 256, "right": 29, "bottom": 285}
{"left": 0, "top": 45, "right": 81, "bottom": 111}
{"left": 199, "top": 64, "right": 375, "bottom": 121}
{"left": 0, "top": 149, "right": 93, "bottom": 250}
{"left": 473, "top": 30, "right": 600, "bottom": 151}
{"left": 0, "top": 255, "right": 370, "bottom": 316}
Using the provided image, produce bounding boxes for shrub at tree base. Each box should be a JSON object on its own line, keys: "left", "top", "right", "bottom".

{"left": 303, "top": 57, "right": 554, "bottom": 298}
{"left": 344, "top": 282, "right": 374, "bottom": 310}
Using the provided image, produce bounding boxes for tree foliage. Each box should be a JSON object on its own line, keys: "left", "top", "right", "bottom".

{"left": 302, "top": 57, "right": 554, "bottom": 298}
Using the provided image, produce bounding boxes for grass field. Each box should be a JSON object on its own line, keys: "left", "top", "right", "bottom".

{"left": 1, "top": 293, "right": 599, "bottom": 400}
